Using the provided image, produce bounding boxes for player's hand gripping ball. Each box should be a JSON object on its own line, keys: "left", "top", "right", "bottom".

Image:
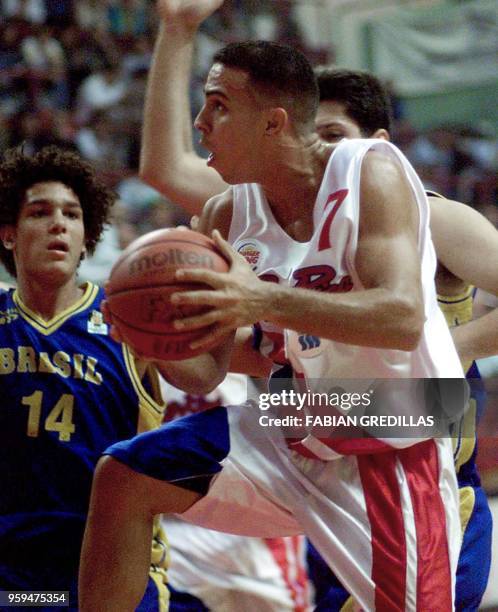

{"left": 106, "top": 228, "right": 229, "bottom": 360}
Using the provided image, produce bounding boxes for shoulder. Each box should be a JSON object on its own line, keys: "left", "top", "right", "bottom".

{"left": 199, "top": 187, "right": 234, "bottom": 240}
{"left": 360, "top": 146, "right": 409, "bottom": 190}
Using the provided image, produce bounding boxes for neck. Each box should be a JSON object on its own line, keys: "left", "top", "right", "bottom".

{"left": 16, "top": 276, "right": 84, "bottom": 321}
{"left": 259, "top": 137, "right": 333, "bottom": 238}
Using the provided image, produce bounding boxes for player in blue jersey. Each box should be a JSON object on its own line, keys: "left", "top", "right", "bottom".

{"left": 0, "top": 145, "right": 169, "bottom": 611}
{"left": 0, "top": 146, "right": 229, "bottom": 611}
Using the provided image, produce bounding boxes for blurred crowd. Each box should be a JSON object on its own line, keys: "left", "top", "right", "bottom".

{"left": 1, "top": 0, "right": 497, "bottom": 283}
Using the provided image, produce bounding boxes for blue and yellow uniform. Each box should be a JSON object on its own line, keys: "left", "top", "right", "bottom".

{"left": 438, "top": 287, "right": 492, "bottom": 612}
{"left": 0, "top": 282, "right": 169, "bottom": 612}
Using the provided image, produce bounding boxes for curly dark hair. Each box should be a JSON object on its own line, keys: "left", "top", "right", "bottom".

{"left": 0, "top": 146, "right": 115, "bottom": 277}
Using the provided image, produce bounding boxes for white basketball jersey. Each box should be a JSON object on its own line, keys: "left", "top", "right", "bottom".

{"left": 229, "top": 138, "right": 463, "bottom": 382}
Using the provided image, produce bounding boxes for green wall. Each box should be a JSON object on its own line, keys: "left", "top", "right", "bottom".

{"left": 400, "top": 81, "right": 498, "bottom": 133}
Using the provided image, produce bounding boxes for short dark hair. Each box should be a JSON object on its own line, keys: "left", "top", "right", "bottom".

{"left": 213, "top": 41, "right": 319, "bottom": 133}
{"left": 0, "top": 146, "right": 115, "bottom": 277}
{"left": 314, "top": 67, "right": 393, "bottom": 136}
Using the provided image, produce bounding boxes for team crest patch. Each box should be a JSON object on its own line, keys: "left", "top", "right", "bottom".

{"left": 0, "top": 308, "right": 19, "bottom": 324}
{"left": 237, "top": 241, "right": 262, "bottom": 270}
{"left": 88, "top": 309, "right": 108, "bottom": 335}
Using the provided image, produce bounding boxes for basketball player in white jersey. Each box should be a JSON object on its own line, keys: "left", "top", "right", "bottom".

{"left": 79, "top": 8, "right": 465, "bottom": 612}
{"left": 136, "top": 3, "right": 498, "bottom": 610}
{"left": 140, "top": 0, "right": 498, "bottom": 367}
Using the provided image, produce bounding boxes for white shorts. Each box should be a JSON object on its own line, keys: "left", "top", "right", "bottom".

{"left": 107, "top": 403, "right": 461, "bottom": 611}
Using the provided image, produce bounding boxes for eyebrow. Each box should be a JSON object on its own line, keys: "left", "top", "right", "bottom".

{"left": 25, "top": 199, "right": 82, "bottom": 208}
{"left": 204, "top": 88, "right": 230, "bottom": 101}
{"left": 315, "top": 121, "right": 346, "bottom": 128}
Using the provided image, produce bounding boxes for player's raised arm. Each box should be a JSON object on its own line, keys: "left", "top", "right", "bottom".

{"left": 139, "top": 0, "right": 228, "bottom": 214}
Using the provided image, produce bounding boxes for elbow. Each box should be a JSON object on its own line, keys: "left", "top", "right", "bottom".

{"left": 399, "top": 325, "right": 423, "bottom": 351}
{"left": 186, "top": 366, "right": 225, "bottom": 396}
{"left": 391, "top": 296, "right": 424, "bottom": 351}
{"left": 138, "top": 165, "right": 163, "bottom": 193}
{"left": 191, "top": 375, "right": 222, "bottom": 397}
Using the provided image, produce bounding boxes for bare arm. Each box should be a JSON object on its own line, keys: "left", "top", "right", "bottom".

{"left": 430, "top": 196, "right": 498, "bottom": 295}
{"left": 452, "top": 309, "right": 498, "bottom": 363}
{"left": 172, "top": 151, "right": 424, "bottom": 351}
{"left": 151, "top": 336, "right": 234, "bottom": 395}
{"left": 139, "top": 0, "right": 228, "bottom": 214}
{"left": 229, "top": 327, "right": 272, "bottom": 377}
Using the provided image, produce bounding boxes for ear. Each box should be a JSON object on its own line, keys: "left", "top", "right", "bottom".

{"left": 80, "top": 245, "right": 87, "bottom": 261}
{"left": 372, "top": 128, "right": 390, "bottom": 141}
{"left": 264, "top": 107, "right": 288, "bottom": 136}
{"left": 0, "top": 226, "right": 16, "bottom": 250}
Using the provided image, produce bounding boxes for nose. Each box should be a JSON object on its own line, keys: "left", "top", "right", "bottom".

{"left": 49, "top": 209, "right": 66, "bottom": 233}
{"left": 194, "top": 105, "right": 209, "bottom": 134}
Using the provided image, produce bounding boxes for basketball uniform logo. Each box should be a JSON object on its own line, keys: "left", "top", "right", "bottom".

{"left": 236, "top": 241, "right": 263, "bottom": 270}
{"left": 87, "top": 309, "right": 108, "bottom": 335}
{"left": 0, "top": 308, "right": 19, "bottom": 325}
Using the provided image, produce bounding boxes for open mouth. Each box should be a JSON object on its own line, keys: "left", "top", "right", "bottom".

{"left": 47, "top": 240, "right": 69, "bottom": 253}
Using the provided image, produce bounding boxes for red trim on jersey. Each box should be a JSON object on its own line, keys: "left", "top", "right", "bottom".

{"left": 286, "top": 437, "right": 394, "bottom": 459}
{"left": 357, "top": 450, "right": 407, "bottom": 610}
{"left": 318, "top": 437, "right": 393, "bottom": 455}
{"left": 262, "top": 330, "right": 288, "bottom": 365}
{"left": 399, "top": 440, "right": 452, "bottom": 610}
{"left": 264, "top": 536, "right": 310, "bottom": 612}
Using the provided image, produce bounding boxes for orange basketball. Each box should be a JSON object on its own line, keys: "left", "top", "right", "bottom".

{"left": 106, "top": 228, "right": 229, "bottom": 361}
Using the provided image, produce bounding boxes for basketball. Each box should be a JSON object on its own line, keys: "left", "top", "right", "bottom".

{"left": 106, "top": 227, "right": 229, "bottom": 361}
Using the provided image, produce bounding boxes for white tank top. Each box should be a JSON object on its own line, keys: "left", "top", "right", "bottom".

{"left": 229, "top": 138, "right": 463, "bottom": 382}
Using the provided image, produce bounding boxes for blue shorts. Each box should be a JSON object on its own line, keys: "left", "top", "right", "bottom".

{"left": 106, "top": 406, "right": 229, "bottom": 495}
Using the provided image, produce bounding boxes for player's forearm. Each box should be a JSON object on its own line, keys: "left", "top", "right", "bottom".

{"left": 139, "top": 24, "right": 226, "bottom": 214}
{"left": 263, "top": 283, "right": 423, "bottom": 351}
{"left": 140, "top": 23, "right": 194, "bottom": 192}
{"left": 452, "top": 309, "right": 498, "bottom": 363}
{"left": 156, "top": 352, "right": 224, "bottom": 395}
{"left": 229, "top": 327, "right": 272, "bottom": 377}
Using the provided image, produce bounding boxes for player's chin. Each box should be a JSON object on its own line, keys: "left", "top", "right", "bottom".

{"left": 37, "top": 260, "right": 76, "bottom": 283}
{"left": 207, "top": 154, "right": 231, "bottom": 181}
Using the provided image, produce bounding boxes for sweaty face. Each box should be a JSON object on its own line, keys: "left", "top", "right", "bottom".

{"left": 9, "top": 181, "right": 85, "bottom": 284}
{"left": 315, "top": 100, "right": 363, "bottom": 143}
{"left": 194, "top": 63, "right": 268, "bottom": 184}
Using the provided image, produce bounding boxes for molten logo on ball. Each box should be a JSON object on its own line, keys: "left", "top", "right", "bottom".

{"left": 107, "top": 228, "right": 229, "bottom": 360}
{"left": 129, "top": 248, "right": 216, "bottom": 274}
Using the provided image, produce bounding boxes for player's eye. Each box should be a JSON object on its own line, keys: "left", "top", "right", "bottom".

{"left": 212, "top": 100, "right": 226, "bottom": 112}
{"left": 29, "top": 209, "right": 46, "bottom": 218}
{"left": 318, "top": 130, "right": 345, "bottom": 143}
{"left": 65, "top": 211, "right": 81, "bottom": 219}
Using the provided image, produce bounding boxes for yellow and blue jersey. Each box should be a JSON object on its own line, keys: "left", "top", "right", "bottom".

{"left": 0, "top": 282, "right": 167, "bottom": 611}
{"left": 438, "top": 286, "right": 486, "bottom": 479}
{"left": 437, "top": 286, "right": 492, "bottom": 611}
